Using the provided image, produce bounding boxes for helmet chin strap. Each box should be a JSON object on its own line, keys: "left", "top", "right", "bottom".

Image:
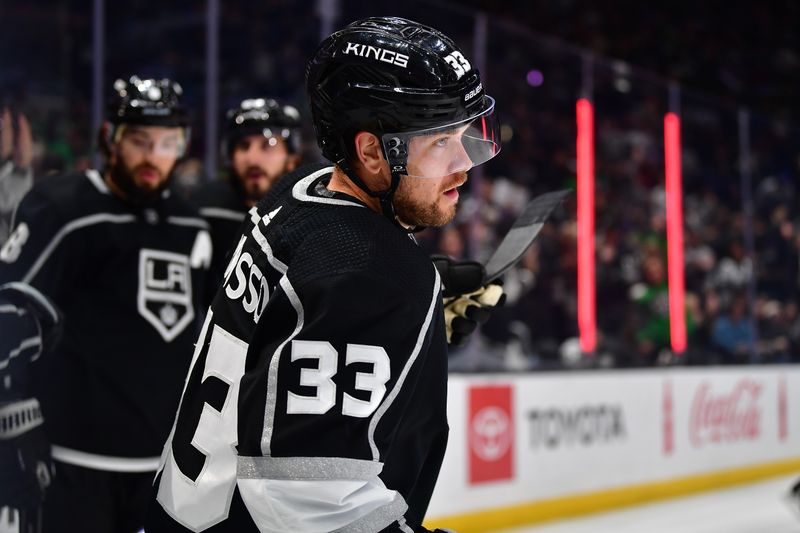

{"left": 337, "top": 160, "right": 427, "bottom": 234}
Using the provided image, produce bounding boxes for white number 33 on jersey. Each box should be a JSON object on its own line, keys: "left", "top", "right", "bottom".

{"left": 288, "top": 341, "right": 390, "bottom": 418}
{"left": 444, "top": 51, "right": 471, "bottom": 79}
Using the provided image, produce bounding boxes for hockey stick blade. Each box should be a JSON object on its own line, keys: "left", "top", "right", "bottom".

{"left": 483, "top": 189, "right": 571, "bottom": 282}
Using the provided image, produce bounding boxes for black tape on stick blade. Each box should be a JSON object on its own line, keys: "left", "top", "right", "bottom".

{"left": 483, "top": 189, "right": 571, "bottom": 282}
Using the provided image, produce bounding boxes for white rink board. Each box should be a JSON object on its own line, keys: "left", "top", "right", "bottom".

{"left": 427, "top": 366, "right": 800, "bottom": 519}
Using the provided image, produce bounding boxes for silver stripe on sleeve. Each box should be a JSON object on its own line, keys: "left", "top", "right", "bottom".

{"left": 248, "top": 202, "right": 303, "bottom": 457}
{"left": 367, "top": 267, "right": 441, "bottom": 460}
{"left": 199, "top": 207, "right": 246, "bottom": 222}
{"left": 261, "top": 274, "right": 305, "bottom": 456}
{"left": 250, "top": 214, "right": 288, "bottom": 273}
{"left": 22, "top": 213, "right": 137, "bottom": 283}
{"left": 331, "top": 494, "right": 409, "bottom": 533}
{"left": 237, "top": 456, "right": 383, "bottom": 481}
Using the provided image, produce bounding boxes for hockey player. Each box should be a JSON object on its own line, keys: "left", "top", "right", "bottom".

{"left": 192, "top": 98, "right": 302, "bottom": 302}
{"left": 0, "top": 76, "right": 212, "bottom": 532}
{"left": 148, "top": 17, "right": 502, "bottom": 532}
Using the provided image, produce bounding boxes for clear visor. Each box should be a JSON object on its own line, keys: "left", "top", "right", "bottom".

{"left": 116, "top": 125, "right": 188, "bottom": 158}
{"left": 381, "top": 96, "right": 500, "bottom": 180}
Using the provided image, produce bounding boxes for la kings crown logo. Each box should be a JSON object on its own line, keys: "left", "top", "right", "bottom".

{"left": 138, "top": 249, "right": 194, "bottom": 342}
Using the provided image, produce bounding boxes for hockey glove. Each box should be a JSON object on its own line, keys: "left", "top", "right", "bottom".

{"left": 0, "top": 284, "right": 59, "bottom": 511}
{"left": 432, "top": 255, "right": 506, "bottom": 347}
{"left": 0, "top": 401, "right": 53, "bottom": 511}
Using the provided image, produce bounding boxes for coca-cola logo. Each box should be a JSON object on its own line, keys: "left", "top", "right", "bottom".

{"left": 689, "top": 379, "right": 762, "bottom": 447}
{"left": 471, "top": 406, "right": 512, "bottom": 461}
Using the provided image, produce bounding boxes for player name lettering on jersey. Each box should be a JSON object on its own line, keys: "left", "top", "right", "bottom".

{"left": 342, "top": 42, "right": 409, "bottom": 68}
{"left": 225, "top": 249, "right": 269, "bottom": 323}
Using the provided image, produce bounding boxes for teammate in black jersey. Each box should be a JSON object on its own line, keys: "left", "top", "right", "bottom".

{"left": 148, "top": 17, "right": 502, "bottom": 533}
{"left": 0, "top": 75, "right": 212, "bottom": 533}
{"left": 191, "top": 98, "right": 302, "bottom": 305}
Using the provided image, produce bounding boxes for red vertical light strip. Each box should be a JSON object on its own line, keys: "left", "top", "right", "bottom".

{"left": 664, "top": 112, "right": 686, "bottom": 353}
{"left": 576, "top": 98, "right": 596, "bottom": 353}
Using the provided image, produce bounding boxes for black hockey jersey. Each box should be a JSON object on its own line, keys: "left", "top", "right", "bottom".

{"left": 191, "top": 179, "right": 248, "bottom": 308}
{"left": 0, "top": 170, "right": 212, "bottom": 470}
{"left": 150, "top": 164, "right": 449, "bottom": 532}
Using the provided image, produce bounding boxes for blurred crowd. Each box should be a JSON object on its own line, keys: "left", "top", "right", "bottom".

{"left": 417, "top": 48, "right": 800, "bottom": 371}
{"left": 3, "top": 0, "right": 800, "bottom": 372}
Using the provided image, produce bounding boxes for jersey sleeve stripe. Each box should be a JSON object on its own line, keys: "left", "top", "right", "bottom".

{"left": 367, "top": 266, "right": 441, "bottom": 461}
{"left": 51, "top": 445, "right": 160, "bottom": 472}
{"left": 237, "top": 456, "right": 383, "bottom": 481}
{"left": 22, "top": 213, "right": 137, "bottom": 284}
{"left": 261, "top": 274, "right": 305, "bottom": 456}
{"left": 250, "top": 219, "right": 288, "bottom": 273}
{"left": 199, "top": 207, "right": 246, "bottom": 222}
{"left": 166, "top": 216, "right": 210, "bottom": 230}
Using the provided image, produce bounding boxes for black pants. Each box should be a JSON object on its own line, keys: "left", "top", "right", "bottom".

{"left": 42, "top": 461, "right": 153, "bottom": 533}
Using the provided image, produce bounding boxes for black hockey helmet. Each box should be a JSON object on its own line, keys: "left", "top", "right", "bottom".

{"left": 222, "top": 98, "right": 302, "bottom": 161}
{"left": 306, "top": 17, "right": 500, "bottom": 181}
{"left": 103, "top": 75, "right": 190, "bottom": 156}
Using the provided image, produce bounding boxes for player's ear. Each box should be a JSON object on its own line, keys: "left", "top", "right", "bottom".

{"left": 353, "top": 131, "right": 386, "bottom": 177}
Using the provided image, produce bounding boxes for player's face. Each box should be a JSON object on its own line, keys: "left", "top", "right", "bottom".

{"left": 393, "top": 126, "right": 471, "bottom": 227}
{"left": 231, "top": 135, "right": 293, "bottom": 203}
{"left": 115, "top": 126, "right": 183, "bottom": 192}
